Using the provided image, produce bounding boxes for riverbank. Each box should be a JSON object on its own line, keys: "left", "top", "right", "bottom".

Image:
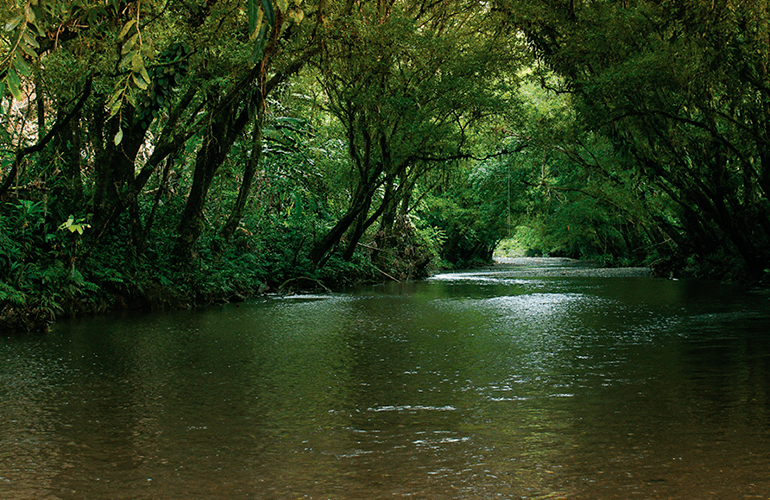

{"left": 491, "top": 257, "right": 653, "bottom": 278}
{"left": 0, "top": 255, "right": 369, "bottom": 334}
{"left": 0, "top": 257, "right": 651, "bottom": 334}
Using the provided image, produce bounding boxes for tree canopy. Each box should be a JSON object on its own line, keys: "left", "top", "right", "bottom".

{"left": 498, "top": 0, "right": 770, "bottom": 277}
{"left": 2, "top": 0, "right": 768, "bottom": 331}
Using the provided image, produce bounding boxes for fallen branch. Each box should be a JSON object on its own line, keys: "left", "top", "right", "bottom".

{"left": 373, "top": 265, "right": 400, "bottom": 282}
{"left": 357, "top": 241, "right": 398, "bottom": 257}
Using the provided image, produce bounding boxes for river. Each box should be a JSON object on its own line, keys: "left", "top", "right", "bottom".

{"left": 2, "top": 259, "right": 769, "bottom": 499}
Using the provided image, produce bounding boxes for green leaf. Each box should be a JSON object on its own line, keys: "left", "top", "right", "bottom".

{"left": 58, "top": 216, "right": 74, "bottom": 231}
{"left": 59, "top": 216, "right": 89, "bottom": 234}
{"left": 106, "top": 87, "right": 123, "bottom": 108}
{"left": 13, "top": 54, "right": 32, "bottom": 76}
{"left": 25, "top": 3, "right": 35, "bottom": 23}
{"left": 288, "top": 8, "right": 303, "bottom": 23}
{"left": 141, "top": 38, "right": 154, "bottom": 58}
{"left": 250, "top": 24, "right": 268, "bottom": 62}
{"left": 131, "top": 51, "right": 144, "bottom": 73}
{"left": 109, "top": 98, "right": 122, "bottom": 117}
{"left": 114, "top": 128, "right": 123, "bottom": 145}
{"left": 261, "top": 0, "right": 275, "bottom": 27}
{"left": 33, "top": 22, "right": 44, "bottom": 37}
{"left": 21, "top": 43, "right": 38, "bottom": 58}
{"left": 22, "top": 30, "right": 39, "bottom": 48}
{"left": 118, "top": 19, "right": 136, "bottom": 41}
{"left": 140, "top": 65, "right": 151, "bottom": 85}
{"left": 30, "top": 4, "right": 43, "bottom": 26}
{"left": 5, "top": 15, "right": 24, "bottom": 32}
{"left": 125, "top": 88, "right": 137, "bottom": 107}
{"left": 132, "top": 72, "right": 148, "bottom": 90}
{"left": 6, "top": 68, "right": 23, "bottom": 101}
{"left": 248, "top": 0, "right": 261, "bottom": 38}
{"left": 250, "top": 7, "right": 264, "bottom": 40}
{"left": 122, "top": 34, "right": 138, "bottom": 55}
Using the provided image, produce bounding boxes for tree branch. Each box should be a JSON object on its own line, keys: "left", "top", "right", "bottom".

{"left": 0, "top": 76, "right": 93, "bottom": 197}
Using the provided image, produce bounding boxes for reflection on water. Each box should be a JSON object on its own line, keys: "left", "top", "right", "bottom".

{"left": 2, "top": 263, "right": 770, "bottom": 499}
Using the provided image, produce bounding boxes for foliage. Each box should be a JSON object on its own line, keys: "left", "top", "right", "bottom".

{"left": 419, "top": 170, "right": 509, "bottom": 269}
{"left": 0, "top": 198, "right": 100, "bottom": 331}
{"left": 503, "top": 0, "right": 770, "bottom": 279}
{"left": 306, "top": 0, "right": 527, "bottom": 266}
{"left": 2, "top": 0, "right": 769, "bottom": 332}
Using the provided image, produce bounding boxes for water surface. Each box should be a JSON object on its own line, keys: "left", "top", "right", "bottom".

{"left": 2, "top": 261, "right": 769, "bottom": 499}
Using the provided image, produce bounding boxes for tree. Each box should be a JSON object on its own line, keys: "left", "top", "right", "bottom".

{"left": 502, "top": 0, "right": 770, "bottom": 280}
{"left": 173, "top": 0, "right": 319, "bottom": 262}
{"left": 1, "top": 0, "right": 330, "bottom": 329}
{"left": 307, "top": 0, "right": 527, "bottom": 267}
{"left": 1, "top": 0, "right": 321, "bottom": 260}
{"left": 480, "top": 75, "right": 665, "bottom": 263}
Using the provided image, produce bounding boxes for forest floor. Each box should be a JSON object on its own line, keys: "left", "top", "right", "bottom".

{"left": 489, "top": 256, "right": 653, "bottom": 278}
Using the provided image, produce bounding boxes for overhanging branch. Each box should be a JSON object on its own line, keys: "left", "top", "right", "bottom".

{"left": 0, "top": 75, "right": 93, "bottom": 197}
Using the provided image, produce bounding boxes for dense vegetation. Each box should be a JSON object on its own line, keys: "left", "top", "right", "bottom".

{"left": 2, "top": 0, "right": 768, "bottom": 332}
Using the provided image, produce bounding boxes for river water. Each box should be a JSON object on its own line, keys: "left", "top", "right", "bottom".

{"left": 2, "top": 260, "right": 770, "bottom": 499}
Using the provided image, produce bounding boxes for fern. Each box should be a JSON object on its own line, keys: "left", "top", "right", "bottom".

{"left": 70, "top": 269, "right": 101, "bottom": 293}
{"left": 0, "top": 282, "right": 27, "bottom": 306}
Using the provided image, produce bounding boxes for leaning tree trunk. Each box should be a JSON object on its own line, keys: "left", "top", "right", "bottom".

{"left": 309, "top": 185, "right": 374, "bottom": 267}
{"left": 218, "top": 111, "right": 264, "bottom": 253}
{"left": 173, "top": 97, "right": 253, "bottom": 263}
{"left": 172, "top": 56, "right": 307, "bottom": 263}
{"left": 309, "top": 163, "right": 385, "bottom": 266}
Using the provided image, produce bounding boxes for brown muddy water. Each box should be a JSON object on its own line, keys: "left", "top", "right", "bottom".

{"left": 2, "top": 259, "right": 770, "bottom": 499}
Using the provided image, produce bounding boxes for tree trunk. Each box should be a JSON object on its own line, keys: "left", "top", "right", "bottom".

{"left": 218, "top": 112, "right": 264, "bottom": 251}
{"left": 377, "top": 176, "right": 398, "bottom": 234}
{"left": 50, "top": 107, "right": 83, "bottom": 210}
{"left": 137, "top": 156, "right": 174, "bottom": 255}
{"left": 342, "top": 193, "right": 375, "bottom": 261}
{"left": 174, "top": 98, "right": 253, "bottom": 263}
{"left": 92, "top": 109, "right": 147, "bottom": 234}
{"left": 309, "top": 176, "right": 381, "bottom": 266}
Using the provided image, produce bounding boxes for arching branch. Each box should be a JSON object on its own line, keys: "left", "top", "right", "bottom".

{"left": 0, "top": 76, "right": 93, "bottom": 197}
